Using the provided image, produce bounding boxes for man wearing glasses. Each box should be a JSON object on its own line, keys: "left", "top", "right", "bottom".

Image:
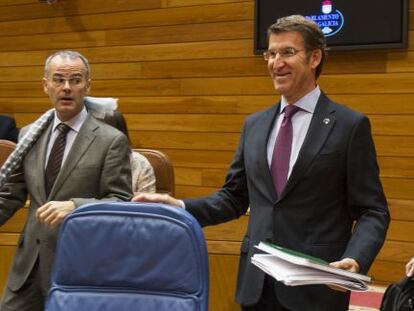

{"left": 133, "top": 15, "right": 389, "bottom": 310}
{"left": 0, "top": 50, "right": 132, "bottom": 311}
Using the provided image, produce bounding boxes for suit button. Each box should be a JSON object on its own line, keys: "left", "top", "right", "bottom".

{"left": 36, "top": 238, "right": 40, "bottom": 244}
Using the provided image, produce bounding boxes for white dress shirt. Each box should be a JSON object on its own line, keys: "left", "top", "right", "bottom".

{"left": 45, "top": 107, "right": 88, "bottom": 168}
{"left": 267, "top": 86, "right": 321, "bottom": 178}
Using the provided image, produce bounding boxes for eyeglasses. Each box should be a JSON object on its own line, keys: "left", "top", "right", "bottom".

{"left": 263, "top": 47, "right": 303, "bottom": 61}
{"left": 50, "top": 76, "right": 86, "bottom": 87}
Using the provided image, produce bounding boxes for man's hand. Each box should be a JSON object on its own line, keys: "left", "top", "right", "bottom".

{"left": 36, "top": 201, "right": 76, "bottom": 228}
{"left": 406, "top": 257, "right": 414, "bottom": 277}
{"left": 328, "top": 258, "right": 360, "bottom": 292}
{"left": 330, "top": 257, "right": 360, "bottom": 273}
{"left": 132, "top": 193, "right": 183, "bottom": 208}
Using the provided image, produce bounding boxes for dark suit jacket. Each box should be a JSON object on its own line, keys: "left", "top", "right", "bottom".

{"left": 0, "top": 115, "right": 19, "bottom": 143}
{"left": 185, "top": 93, "right": 390, "bottom": 310}
{"left": 0, "top": 114, "right": 132, "bottom": 293}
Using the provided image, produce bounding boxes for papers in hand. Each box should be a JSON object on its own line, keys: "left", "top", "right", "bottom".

{"left": 251, "top": 242, "right": 371, "bottom": 292}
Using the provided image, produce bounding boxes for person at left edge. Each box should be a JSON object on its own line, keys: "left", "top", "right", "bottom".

{"left": 0, "top": 115, "right": 19, "bottom": 143}
{"left": 0, "top": 50, "right": 132, "bottom": 311}
{"left": 406, "top": 257, "right": 414, "bottom": 278}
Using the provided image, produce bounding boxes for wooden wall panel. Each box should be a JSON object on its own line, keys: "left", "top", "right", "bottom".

{"left": 0, "top": 1, "right": 38, "bottom": 6}
{"left": 208, "top": 254, "right": 239, "bottom": 311}
{"left": 0, "top": 39, "right": 253, "bottom": 67}
{"left": 0, "top": 0, "right": 162, "bottom": 22}
{"left": 0, "top": 20, "right": 252, "bottom": 52}
{"left": 0, "top": 209, "right": 27, "bottom": 233}
{"left": 389, "top": 199, "right": 414, "bottom": 220}
{"left": 0, "top": 246, "right": 16, "bottom": 292}
{"left": 2, "top": 94, "right": 414, "bottom": 115}
{"left": 0, "top": 3, "right": 253, "bottom": 37}
{"left": 0, "top": 54, "right": 407, "bottom": 81}
{"left": 4, "top": 73, "right": 414, "bottom": 99}
{"left": 378, "top": 157, "right": 414, "bottom": 178}
{"left": 0, "top": 0, "right": 413, "bottom": 309}
{"left": 377, "top": 241, "right": 414, "bottom": 263}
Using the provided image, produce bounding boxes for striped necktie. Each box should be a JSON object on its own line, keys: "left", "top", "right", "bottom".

{"left": 45, "top": 123, "right": 71, "bottom": 196}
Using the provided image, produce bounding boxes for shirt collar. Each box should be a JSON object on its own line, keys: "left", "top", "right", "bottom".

{"left": 52, "top": 107, "right": 88, "bottom": 133}
{"left": 280, "top": 86, "right": 321, "bottom": 114}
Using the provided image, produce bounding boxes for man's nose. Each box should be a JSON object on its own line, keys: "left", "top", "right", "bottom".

{"left": 62, "top": 80, "right": 71, "bottom": 90}
{"left": 270, "top": 56, "right": 284, "bottom": 69}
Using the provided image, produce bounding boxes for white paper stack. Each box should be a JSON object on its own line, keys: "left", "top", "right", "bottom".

{"left": 251, "top": 242, "right": 371, "bottom": 292}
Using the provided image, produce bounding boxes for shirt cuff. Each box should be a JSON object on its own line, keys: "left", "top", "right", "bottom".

{"left": 178, "top": 199, "right": 186, "bottom": 209}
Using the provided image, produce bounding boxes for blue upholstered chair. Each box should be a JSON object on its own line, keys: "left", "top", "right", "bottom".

{"left": 45, "top": 202, "right": 209, "bottom": 311}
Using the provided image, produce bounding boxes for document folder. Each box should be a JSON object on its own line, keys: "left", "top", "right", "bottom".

{"left": 251, "top": 242, "right": 371, "bottom": 291}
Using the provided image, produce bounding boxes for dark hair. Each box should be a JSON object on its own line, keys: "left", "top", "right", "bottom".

{"left": 267, "top": 15, "right": 327, "bottom": 79}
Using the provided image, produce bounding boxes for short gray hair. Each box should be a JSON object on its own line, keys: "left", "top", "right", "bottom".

{"left": 44, "top": 50, "right": 90, "bottom": 79}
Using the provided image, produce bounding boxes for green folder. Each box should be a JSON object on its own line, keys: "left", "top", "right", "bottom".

{"left": 255, "top": 241, "right": 371, "bottom": 283}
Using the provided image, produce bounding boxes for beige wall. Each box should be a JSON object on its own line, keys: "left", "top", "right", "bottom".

{"left": 0, "top": 0, "right": 413, "bottom": 310}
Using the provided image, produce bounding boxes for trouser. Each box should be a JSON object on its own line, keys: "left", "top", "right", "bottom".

{"left": 241, "top": 275, "right": 290, "bottom": 311}
{"left": 0, "top": 258, "right": 45, "bottom": 311}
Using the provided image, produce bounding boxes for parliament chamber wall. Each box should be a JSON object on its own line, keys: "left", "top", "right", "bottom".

{"left": 0, "top": 1, "right": 413, "bottom": 310}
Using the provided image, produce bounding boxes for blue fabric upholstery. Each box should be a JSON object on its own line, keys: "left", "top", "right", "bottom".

{"left": 45, "top": 202, "right": 209, "bottom": 311}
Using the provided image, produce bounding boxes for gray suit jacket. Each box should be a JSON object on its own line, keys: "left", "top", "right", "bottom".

{"left": 185, "top": 93, "right": 389, "bottom": 310}
{"left": 0, "top": 114, "right": 132, "bottom": 293}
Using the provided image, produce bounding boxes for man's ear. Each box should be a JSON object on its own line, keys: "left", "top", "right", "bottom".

{"left": 85, "top": 79, "right": 91, "bottom": 94}
{"left": 310, "top": 49, "right": 323, "bottom": 70}
{"left": 42, "top": 77, "right": 49, "bottom": 95}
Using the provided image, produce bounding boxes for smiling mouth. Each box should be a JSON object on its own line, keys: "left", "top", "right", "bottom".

{"left": 275, "top": 72, "right": 290, "bottom": 78}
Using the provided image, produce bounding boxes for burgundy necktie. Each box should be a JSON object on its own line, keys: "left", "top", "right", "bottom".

{"left": 45, "top": 123, "right": 71, "bottom": 196}
{"left": 271, "top": 105, "right": 301, "bottom": 196}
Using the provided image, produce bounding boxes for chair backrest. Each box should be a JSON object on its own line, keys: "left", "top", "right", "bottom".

{"left": 45, "top": 202, "right": 209, "bottom": 311}
{"left": 0, "top": 139, "right": 16, "bottom": 166}
{"left": 134, "top": 148, "right": 175, "bottom": 196}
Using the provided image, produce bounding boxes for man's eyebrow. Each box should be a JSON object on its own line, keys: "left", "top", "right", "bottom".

{"left": 52, "top": 73, "right": 83, "bottom": 78}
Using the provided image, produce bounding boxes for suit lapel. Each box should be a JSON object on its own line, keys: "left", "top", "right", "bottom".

{"left": 25, "top": 122, "right": 52, "bottom": 202}
{"left": 280, "top": 93, "right": 336, "bottom": 200}
{"left": 257, "top": 103, "right": 280, "bottom": 202}
{"left": 48, "top": 115, "right": 98, "bottom": 199}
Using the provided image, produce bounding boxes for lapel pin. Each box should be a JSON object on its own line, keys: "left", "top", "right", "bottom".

{"left": 323, "top": 118, "right": 330, "bottom": 125}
